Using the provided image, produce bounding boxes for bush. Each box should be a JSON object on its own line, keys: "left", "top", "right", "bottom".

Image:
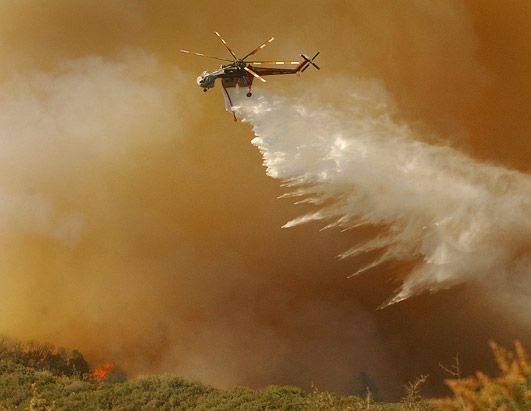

{"left": 431, "top": 341, "right": 530, "bottom": 410}
{"left": 0, "top": 336, "right": 90, "bottom": 377}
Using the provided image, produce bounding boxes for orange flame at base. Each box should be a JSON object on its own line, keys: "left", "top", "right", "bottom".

{"left": 92, "top": 362, "right": 115, "bottom": 383}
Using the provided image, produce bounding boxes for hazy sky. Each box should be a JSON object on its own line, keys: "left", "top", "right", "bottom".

{"left": 0, "top": 0, "right": 529, "bottom": 400}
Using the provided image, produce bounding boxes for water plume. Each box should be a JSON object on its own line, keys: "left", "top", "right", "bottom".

{"left": 232, "top": 84, "right": 531, "bottom": 311}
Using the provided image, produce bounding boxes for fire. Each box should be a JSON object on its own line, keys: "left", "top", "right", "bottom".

{"left": 92, "top": 362, "right": 115, "bottom": 382}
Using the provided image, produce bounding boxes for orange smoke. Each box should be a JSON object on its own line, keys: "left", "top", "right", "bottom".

{"left": 0, "top": 0, "right": 529, "bottom": 401}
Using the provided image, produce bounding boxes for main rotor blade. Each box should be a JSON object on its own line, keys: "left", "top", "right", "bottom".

{"left": 245, "top": 60, "right": 300, "bottom": 65}
{"left": 179, "top": 50, "right": 233, "bottom": 62}
{"left": 244, "top": 66, "right": 266, "bottom": 83}
{"left": 241, "top": 36, "right": 275, "bottom": 60}
{"left": 214, "top": 32, "right": 239, "bottom": 60}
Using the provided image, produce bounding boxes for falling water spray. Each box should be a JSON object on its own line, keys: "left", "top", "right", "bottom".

{"left": 232, "top": 84, "right": 531, "bottom": 312}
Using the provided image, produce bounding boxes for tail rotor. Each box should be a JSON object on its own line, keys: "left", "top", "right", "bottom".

{"left": 300, "top": 52, "right": 320, "bottom": 72}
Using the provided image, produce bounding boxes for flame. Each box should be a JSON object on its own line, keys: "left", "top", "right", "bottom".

{"left": 92, "top": 362, "right": 115, "bottom": 382}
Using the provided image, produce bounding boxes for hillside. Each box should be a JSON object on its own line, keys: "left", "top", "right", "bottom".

{"left": 0, "top": 336, "right": 428, "bottom": 411}
{"left": 0, "top": 359, "right": 421, "bottom": 410}
{"left": 0, "top": 337, "right": 528, "bottom": 410}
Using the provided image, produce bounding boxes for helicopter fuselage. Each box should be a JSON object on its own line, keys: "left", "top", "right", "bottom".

{"left": 197, "top": 63, "right": 253, "bottom": 91}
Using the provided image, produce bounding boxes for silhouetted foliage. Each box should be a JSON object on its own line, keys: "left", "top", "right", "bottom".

{"left": 0, "top": 336, "right": 90, "bottom": 377}
{"left": 68, "top": 350, "right": 90, "bottom": 376}
{"left": 431, "top": 341, "right": 530, "bottom": 410}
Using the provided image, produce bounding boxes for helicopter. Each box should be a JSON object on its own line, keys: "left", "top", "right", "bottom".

{"left": 180, "top": 32, "right": 319, "bottom": 120}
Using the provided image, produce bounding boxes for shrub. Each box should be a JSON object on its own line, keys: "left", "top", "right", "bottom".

{"left": 0, "top": 336, "right": 90, "bottom": 377}
{"left": 431, "top": 341, "right": 530, "bottom": 410}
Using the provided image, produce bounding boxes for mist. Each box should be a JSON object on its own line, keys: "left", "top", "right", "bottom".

{"left": 0, "top": 0, "right": 529, "bottom": 400}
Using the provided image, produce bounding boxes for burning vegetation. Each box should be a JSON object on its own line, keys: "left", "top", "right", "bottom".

{"left": 0, "top": 336, "right": 528, "bottom": 410}
{"left": 92, "top": 363, "right": 116, "bottom": 383}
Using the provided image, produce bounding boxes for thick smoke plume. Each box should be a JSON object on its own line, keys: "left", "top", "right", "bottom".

{"left": 0, "top": 0, "right": 530, "bottom": 400}
{"left": 0, "top": 49, "right": 397, "bottom": 396}
{"left": 233, "top": 86, "right": 531, "bottom": 314}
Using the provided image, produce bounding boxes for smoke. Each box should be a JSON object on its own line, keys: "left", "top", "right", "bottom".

{"left": 0, "top": 0, "right": 530, "bottom": 401}
{"left": 232, "top": 84, "right": 531, "bottom": 316}
{"left": 0, "top": 50, "right": 186, "bottom": 246}
{"left": 0, "top": 49, "right": 192, "bottom": 360}
{"left": 0, "top": 48, "right": 398, "bottom": 396}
